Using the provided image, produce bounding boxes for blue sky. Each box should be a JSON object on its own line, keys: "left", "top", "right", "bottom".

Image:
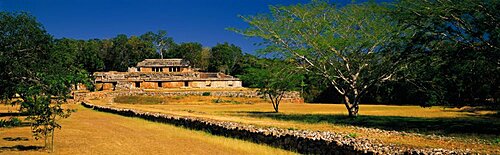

{"left": 0, "top": 0, "right": 388, "bottom": 54}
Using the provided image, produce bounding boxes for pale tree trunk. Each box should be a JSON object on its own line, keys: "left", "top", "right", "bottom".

{"left": 343, "top": 93, "right": 361, "bottom": 117}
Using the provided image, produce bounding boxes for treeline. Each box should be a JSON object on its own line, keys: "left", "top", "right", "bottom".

{"left": 54, "top": 32, "right": 246, "bottom": 75}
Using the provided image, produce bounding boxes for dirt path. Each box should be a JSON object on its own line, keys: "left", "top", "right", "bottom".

{"left": 0, "top": 104, "right": 294, "bottom": 155}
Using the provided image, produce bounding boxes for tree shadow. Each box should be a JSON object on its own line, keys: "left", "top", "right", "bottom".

{"left": 243, "top": 112, "right": 500, "bottom": 136}
{"left": 0, "top": 112, "right": 28, "bottom": 117}
{"left": 3, "top": 137, "right": 29, "bottom": 141}
{"left": 0, "top": 145, "right": 44, "bottom": 151}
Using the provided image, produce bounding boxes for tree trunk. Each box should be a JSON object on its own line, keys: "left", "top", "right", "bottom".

{"left": 343, "top": 94, "right": 360, "bottom": 117}
{"left": 269, "top": 94, "right": 279, "bottom": 113}
{"left": 51, "top": 128, "right": 54, "bottom": 152}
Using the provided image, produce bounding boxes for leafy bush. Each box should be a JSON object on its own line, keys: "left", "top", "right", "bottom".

{"left": 346, "top": 133, "right": 358, "bottom": 138}
{"left": 0, "top": 117, "right": 22, "bottom": 128}
{"left": 493, "top": 138, "right": 500, "bottom": 145}
{"left": 202, "top": 92, "right": 211, "bottom": 96}
{"left": 9, "top": 117, "right": 22, "bottom": 126}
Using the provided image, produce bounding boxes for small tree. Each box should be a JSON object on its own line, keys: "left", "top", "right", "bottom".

{"left": 20, "top": 95, "right": 73, "bottom": 151}
{"left": 240, "top": 59, "right": 303, "bottom": 112}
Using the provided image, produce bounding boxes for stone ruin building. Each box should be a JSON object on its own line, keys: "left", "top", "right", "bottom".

{"left": 93, "top": 59, "right": 242, "bottom": 91}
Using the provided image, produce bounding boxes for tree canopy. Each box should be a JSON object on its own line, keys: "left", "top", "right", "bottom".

{"left": 233, "top": 1, "right": 411, "bottom": 116}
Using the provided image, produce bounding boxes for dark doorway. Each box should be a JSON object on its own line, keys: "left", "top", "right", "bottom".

{"left": 135, "top": 82, "right": 141, "bottom": 88}
{"left": 158, "top": 82, "right": 162, "bottom": 87}
{"left": 184, "top": 81, "right": 189, "bottom": 87}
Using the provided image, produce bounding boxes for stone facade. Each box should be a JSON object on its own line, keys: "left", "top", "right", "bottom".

{"left": 94, "top": 59, "right": 242, "bottom": 91}
{"left": 74, "top": 90, "right": 303, "bottom": 103}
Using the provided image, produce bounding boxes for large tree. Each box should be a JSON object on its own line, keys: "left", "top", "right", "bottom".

{"left": 0, "top": 12, "right": 81, "bottom": 151}
{"left": 233, "top": 1, "right": 410, "bottom": 116}
{"left": 208, "top": 42, "right": 243, "bottom": 75}
{"left": 168, "top": 42, "right": 204, "bottom": 68}
{"left": 393, "top": 0, "right": 500, "bottom": 105}
{"left": 140, "top": 30, "right": 175, "bottom": 59}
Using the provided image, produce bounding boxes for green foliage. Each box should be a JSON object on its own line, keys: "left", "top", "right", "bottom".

{"left": 0, "top": 117, "right": 22, "bottom": 128}
{"left": 140, "top": 30, "right": 175, "bottom": 59}
{"left": 208, "top": 42, "right": 243, "bottom": 74}
{"left": 493, "top": 138, "right": 500, "bottom": 145}
{"left": 0, "top": 12, "right": 82, "bottom": 151}
{"left": 391, "top": 0, "right": 500, "bottom": 106}
{"left": 233, "top": 1, "right": 408, "bottom": 116}
{"left": 347, "top": 133, "right": 358, "bottom": 138}
{"left": 168, "top": 42, "right": 204, "bottom": 68}
{"left": 202, "top": 92, "right": 211, "bottom": 96}
{"left": 240, "top": 59, "right": 303, "bottom": 112}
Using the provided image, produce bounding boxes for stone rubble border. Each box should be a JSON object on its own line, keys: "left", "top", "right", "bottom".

{"left": 81, "top": 102, "right": 470, "bottom": 155}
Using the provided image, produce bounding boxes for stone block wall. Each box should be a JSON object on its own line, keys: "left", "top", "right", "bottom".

{"left": 140, "top": 67, "right": 152, "bottom": 72}
{"left": 142, "top": 81, "right": 159, "bottom": 89}
{"left": 163, "top": 81, "right": 185, "bottom": 88}
{"left": 74, "top": 90, "right": 303, "bottom": 103}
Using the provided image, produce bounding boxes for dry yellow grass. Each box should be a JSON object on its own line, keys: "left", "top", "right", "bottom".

{"left": 88, "top": 95, "right": 500, "bottom": 154}
{"left": 0, "top": 104, "right": 295, "bottom": 155}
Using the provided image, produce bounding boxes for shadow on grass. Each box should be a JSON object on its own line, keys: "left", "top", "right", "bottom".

{"left": 244, "top": 112, "right": 500, "bottom": 136}
{"left": 0, "top": 145, "right": 44, "bottom": 151}
{"left": 3, "top": 137, "right": 29, "bottom": 141}
{"left": 0, "top": 112, "right": 28, "bottom": 117}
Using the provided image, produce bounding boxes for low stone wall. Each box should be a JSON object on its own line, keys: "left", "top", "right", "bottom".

{"left": 75, "top": 90, "right": 303, "bottom": 103}
{"left": 81, "top": 102, "right": 469, "bottom": 155}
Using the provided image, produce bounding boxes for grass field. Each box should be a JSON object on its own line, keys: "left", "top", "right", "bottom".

{"left": 89, "top": 95, "right": 500, "bottom": 154}
{"left": 0, "top": 104, "right": 294, "bottom": 154}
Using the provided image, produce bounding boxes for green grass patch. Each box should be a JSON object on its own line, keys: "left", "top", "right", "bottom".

{"left": 114, "top": 96, "right": 164, "bottom": 104}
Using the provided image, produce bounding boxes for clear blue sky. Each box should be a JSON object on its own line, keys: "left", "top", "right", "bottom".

{"left": 0, "top": 0, "right": 388, "bottom": 54}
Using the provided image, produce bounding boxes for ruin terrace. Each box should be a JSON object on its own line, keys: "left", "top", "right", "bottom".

{"left": 93, "top": 59, "right": 242, "bottom": 91}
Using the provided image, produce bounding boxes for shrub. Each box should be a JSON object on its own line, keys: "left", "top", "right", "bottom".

{"left": 0, "top": 117, "right": 22, "bottom": 128}
{"left": 493, "top": 138, "right": 500, "bottom": 145}
{"left": 346, "top": 133, "right": 358, "bottom": 138}
{"left": 202, "top": 92, "right": 211, "bottom": 96}
{"left": 9, "top": 117, "right": 22, "bottom": 126}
